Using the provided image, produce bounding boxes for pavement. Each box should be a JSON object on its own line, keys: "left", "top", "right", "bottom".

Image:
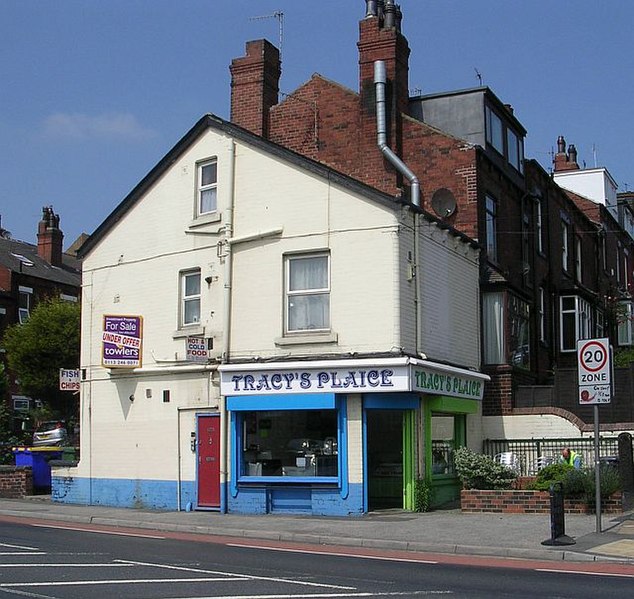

{"left": 0, "top": 495, "right": 633, "bottom": 565}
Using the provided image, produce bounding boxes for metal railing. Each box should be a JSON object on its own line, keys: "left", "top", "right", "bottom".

{"left": 483, "top": 437, "right": 620, "bottom": 477}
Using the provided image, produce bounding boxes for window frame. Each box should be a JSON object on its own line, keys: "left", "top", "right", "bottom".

{"left": 196, "top": 159, "right": 218, "bottom": 217}
{"left": 284, "top": 252, "right": 331, "bottom": 335}
{"left": 180, "top": 269, "right": 201, "bottom": 328}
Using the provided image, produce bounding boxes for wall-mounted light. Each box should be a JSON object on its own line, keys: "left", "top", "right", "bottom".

{"left": 129, "top": 394, "right": 135, "bottom": 402}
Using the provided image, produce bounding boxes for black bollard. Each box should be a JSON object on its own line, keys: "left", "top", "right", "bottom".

{"left": 541, "top": 482, "right": 576, "bottom": 546}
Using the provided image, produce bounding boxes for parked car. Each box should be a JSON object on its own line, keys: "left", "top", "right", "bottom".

{"left": 32, "top": 420, "right": 67, "bottom": 447}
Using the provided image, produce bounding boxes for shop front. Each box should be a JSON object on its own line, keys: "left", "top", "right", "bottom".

{"left": 219, "top": 357, "right": 487, "bottom": 515}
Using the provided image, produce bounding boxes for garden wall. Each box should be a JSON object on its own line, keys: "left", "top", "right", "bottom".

{"left": 460, "top": 489, "right": 623, "bottom": 514}
{"left": 0, "top": 466, "right": 33, "bottom": 498}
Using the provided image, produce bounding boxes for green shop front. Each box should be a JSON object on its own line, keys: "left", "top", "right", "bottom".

{"left": 219, "top": 357, "right": 487, "bottom": 515}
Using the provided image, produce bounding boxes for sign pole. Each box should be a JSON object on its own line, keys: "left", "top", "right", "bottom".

{"left": 594, "top": 404, "right": 601, "bottom": 533}
{"left": 576, "top": 337, "right": 611, "bottom": 535}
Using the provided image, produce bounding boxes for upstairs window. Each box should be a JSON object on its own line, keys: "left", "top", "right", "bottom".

{"left": 485, "top": 195, "right": 498, "bottom": 262}
{"left": 538, "top": 287, "right": 546, "bottom": 343}
{"left": 536, "top": 198, "right": 544, "bottom": 254}
{"left": 18, "top": 286, "right": 32, "bottom": 324}
{"left": 197, "top": 160, "right": 217, "bottom": 216}
{"left": 560, "top": 295, "right": 591, "bottom": 352}
{"left": 618, "top": 301, "right": 634, "bottom": 346}
{"left": 575, "top": 236, "right": 583, "bottom": 283}
{"left": 561, "top": 219, "right": 570, "bottom": 272}
{"left": 485, "top": 106, "right": 504, "bottom": 154}
{"left": 285, "top": 253, "right": 330, "bottom": 333}
{"left": 507, "top": 128, "right": 524, "bottom": 173}
{"left": 180, "top": 269, "right": 201, "bottom": 327}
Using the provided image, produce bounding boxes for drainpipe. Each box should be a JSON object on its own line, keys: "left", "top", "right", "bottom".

{"left": 374, "top": 60, "right": 423, "bottom": 356}
{"left": 219, "top": 140, "right": 236, "bottom": 513}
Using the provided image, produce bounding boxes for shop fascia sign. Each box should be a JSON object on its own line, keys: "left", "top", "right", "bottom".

{"left": 220, "top": 359, "right": 486, "bottom": 400}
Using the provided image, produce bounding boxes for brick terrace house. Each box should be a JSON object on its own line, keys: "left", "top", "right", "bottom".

{"left": 229, "top": 0, "right": 633, "bottom": 438}
{"left": 0, "top": 207, "right": 82, "bottom": 429}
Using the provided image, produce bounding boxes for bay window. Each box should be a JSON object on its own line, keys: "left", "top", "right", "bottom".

{"left": 483, "top": 291, "right": 530, "bottom": 368}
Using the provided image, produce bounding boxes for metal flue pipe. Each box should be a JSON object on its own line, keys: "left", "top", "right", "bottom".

{"left": 374, "top": 60, "right": 420, "bottom": 207}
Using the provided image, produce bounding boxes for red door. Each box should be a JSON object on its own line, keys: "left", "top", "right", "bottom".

{"left": 197, "top": 414, "right": 220, "bottom": 508}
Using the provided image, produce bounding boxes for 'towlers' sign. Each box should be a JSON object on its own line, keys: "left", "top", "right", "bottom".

{"left": 102, "top": 315, "right": 143, "bottom": 368}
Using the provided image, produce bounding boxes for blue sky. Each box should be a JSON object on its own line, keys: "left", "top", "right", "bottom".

{"left": 1, "top": 1, "right": 632, "bottom": 246}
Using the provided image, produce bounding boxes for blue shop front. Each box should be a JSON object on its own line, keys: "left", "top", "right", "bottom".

{"left": 219, "top": 357, "right": 487, "bottom": 516}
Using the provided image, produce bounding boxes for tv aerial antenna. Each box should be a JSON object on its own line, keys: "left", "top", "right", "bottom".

{"left": 249, "top": 11, "right": 284, "bottom": 62}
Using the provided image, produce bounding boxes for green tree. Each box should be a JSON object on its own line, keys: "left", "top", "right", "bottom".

{"left": 2, "top": 298, "right": 80, "bottom": 420}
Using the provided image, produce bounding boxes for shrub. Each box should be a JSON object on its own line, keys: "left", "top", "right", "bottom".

{"left": 528, "top": 462, "right": 622, "bottom": 501}
{"left": 528, "top": 463, "right": 574, "bottom": 491}
{"left": 454, "top": 447, "right": 517, "bottom": 490}
{"left": 414, "top": 479, "right": 432, "bottom": 512}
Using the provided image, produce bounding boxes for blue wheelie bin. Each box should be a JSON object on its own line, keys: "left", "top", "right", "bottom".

{"left": 13, "top": 447, "right": 64, "bottom": 491}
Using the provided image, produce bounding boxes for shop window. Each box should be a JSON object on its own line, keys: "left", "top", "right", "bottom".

{"left": 238, "top": 410, "right": 338, "bottom": 479}
{"left": 431, "top": 415, "right": 456, "bottom": 476}
{"left": 431, "top": 413, "right": 466, "bottom": 477}
{"left": 285, "top": 253, "right": 330, "bottom": 333}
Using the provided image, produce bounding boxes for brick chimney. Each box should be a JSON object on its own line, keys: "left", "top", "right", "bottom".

{"left": 358, "top": 1, "right": 410, "bottom": 117}
{"left": 37, "top": 206, "right": 64, "bottom": 267}
{"left": 230, "top": 39, "right": 281, "bottom": 137}
{"left": 553, "top": 135, "right": 580, "bottom": 172}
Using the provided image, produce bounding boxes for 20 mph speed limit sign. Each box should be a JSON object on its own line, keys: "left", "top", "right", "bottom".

{"left": 577, "top": 337, "right": 611, "bottom": 404}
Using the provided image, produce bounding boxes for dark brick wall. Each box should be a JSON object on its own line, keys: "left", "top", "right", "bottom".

{"left": 0, "top": 466, "right": 33, "bottom": 498}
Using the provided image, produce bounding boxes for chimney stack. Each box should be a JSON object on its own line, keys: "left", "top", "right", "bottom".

{"left": 230, "top": 39, "right": 281, "bottom": 138}
{"left": 553, "top": 136, "right": 580, "bottom": 172}
{"left": 37, "top": 206, "right": 64, "bottom": 267}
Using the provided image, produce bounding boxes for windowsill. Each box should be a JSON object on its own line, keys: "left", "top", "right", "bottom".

{"left": 173, "top": 326, "right": 205, "bottom": 339}
{"left": 188, "top": 212, "right": 221, "bottom": 229}
{"left": 275, "top": 332, "right": 338, "bottom": 346}
{"left": 238, "top": 476, "right": 339, "bottom": 485}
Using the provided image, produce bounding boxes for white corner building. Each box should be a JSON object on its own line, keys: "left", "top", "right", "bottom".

{"left": 52, "top": 114, "right": 487, "bottom": 514}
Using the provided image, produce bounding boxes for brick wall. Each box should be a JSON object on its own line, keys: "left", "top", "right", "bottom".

{"left": 483, "top": 367, "right": 514, "bottom": 416}
{"left": 460, "top": 489, "right": 623, "bottom": 514}
{"left": 0, "top": 466, "right": 33, "bottom": 498}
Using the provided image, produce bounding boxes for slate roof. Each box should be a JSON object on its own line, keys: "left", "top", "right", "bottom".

{"left": 0, "top": 236, "right": 81, "bottom": 291}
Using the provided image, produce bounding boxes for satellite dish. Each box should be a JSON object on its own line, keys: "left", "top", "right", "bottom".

{"left": 431, "top": 188, "right": 457, "bottom": 218}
